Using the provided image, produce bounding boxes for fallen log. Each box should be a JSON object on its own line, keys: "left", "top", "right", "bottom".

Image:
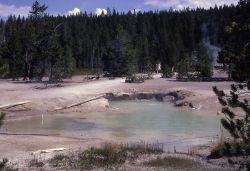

{"left": 51, "top": 95, "right": 105, "bottom": 112}
{"left": 0, "top": 132, "right": 50, "bottom": 136}
{"left": 32, "top": 148, "right": 67, "bottom": 155}
{"left": 0, "top": 101, "right": 31, "bottom": 109}
{"left": 1, "top": 108, "right": 31, "bottom": 112}
{"left": 0, "top": 132, "right": 99, "bottom": 141}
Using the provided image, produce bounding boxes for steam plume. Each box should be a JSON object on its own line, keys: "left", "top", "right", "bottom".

{"left": 202, "top": 23, "right": 221, "bottom": 66}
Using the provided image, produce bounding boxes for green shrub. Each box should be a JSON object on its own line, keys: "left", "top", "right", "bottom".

{"left": 209, "top": 141, "right": 250, "bottom": 159}
{"left": 162, "top": 66, "right": 173, "bottom": 78}
{"left": 0, "top": 159, "right": 8, "bottom": 170}
{"left": 0, "top": 158, "right": 18, "bottom": 171}
{"left": 0, "top": 63, "right": 9, "bottom": 78}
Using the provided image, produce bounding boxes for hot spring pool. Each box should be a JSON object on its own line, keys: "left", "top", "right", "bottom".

{"left": 1, "top": 100, "right": 221, "bottom": 151}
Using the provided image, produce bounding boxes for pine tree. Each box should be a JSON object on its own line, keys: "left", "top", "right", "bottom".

{"left": 22, "top": 20, "right": 36, "bottom": 80}
{"left": 211, "top": 83, "right": 250, "bottom": 169}
{"left": 48, "top": 37, "right": 64, "bottom": 83}
{"left": 209, "top": 2, "right": 250, "bottom": 169}
{"left": 125, "top": 44, "right": 137, "bottom": 76}
{"left": 218, "top": 0, "right": 250, "bottom": 81}
{"left": 29, "top": 1, "right": 50, "bottom": 81}
{"left": 63, "top": 46, "right": 76, "bottom": 78}
{"left": 197, "top": 46, "right": 213, "bottom": 78}
{"left": 176, "top": 52, "right": 196, "bottom": 80}
{"left": 102, "top": 47, "right": 118, "bottom": 76}
{"left": 29, "top": 1, "right": 48, "bottom": 19}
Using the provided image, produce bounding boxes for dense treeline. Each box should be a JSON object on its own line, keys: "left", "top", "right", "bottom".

{"left": 0, "top": 1, "right": 248, "bottom": 81}
{"left": 218, "top": 0, "right": 250, "bottom": 81}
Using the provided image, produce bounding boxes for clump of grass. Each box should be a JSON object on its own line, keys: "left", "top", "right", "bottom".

{"left": 49, "top": 142, "right": 164, "bottom": 170}
{"left": 144, "top": 156, "right": 200, "bottom": 169}
{"left": 28, "top": 158, "right": 44, "bottom": 168}
{"left": 77, "top": 145, "right": 127, "bottom": 170}
{"left": 49, "top": 154, "right": 70, "bottom": 167}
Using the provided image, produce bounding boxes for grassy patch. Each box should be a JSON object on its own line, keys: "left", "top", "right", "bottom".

{"left": 49, "top": 142, "right": 164, "bottom": 170}
{"left": 144, "top": 156, "right": 200, "bottom": 169}
{"left": 77, "top": 145, "right": 127, "bottom": 170}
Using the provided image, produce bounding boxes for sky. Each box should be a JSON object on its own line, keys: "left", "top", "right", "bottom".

{"left": 0, "top": 0, "right": 239, "bottom": 18}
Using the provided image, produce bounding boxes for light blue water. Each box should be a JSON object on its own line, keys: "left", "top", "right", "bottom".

{"left": 86, "top": 101, "right": 221, "bottom": 150}
{"left": 2, "top": 101, "right": 221, "bottom": 151}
